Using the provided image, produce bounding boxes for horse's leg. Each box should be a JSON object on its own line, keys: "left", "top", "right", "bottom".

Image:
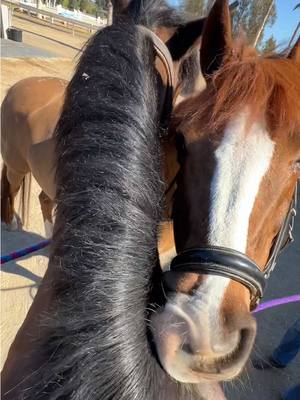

{"left": 39, "top": 190, "right": 54, "bottom": 238}
{"left": 1, "top": 164, "right": 26, "bottom": 230}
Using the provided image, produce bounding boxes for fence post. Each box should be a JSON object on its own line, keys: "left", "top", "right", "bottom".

{"left": 36, "top": 0, "right": 42, "bottom": 19}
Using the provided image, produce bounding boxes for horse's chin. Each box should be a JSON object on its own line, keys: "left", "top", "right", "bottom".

{"left": 152, "top": 344, "right": 247, "bottom": 384}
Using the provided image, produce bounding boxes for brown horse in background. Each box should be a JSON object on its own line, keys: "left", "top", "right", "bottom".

{"left": 1, "top": 77, "right": 67, "bottom": 234}
{"left": 1, "top": 10, "right": 205, "bottom": 246}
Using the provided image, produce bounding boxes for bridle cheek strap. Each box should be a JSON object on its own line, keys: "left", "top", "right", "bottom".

{"left": 168, "top": 247, "right": 265, "bottom": 310}
{"left": 138, "top": 26, "right": 175, "bottom": 134}
{"left": 264, "top": 184, "right": 297, "bottom": 278}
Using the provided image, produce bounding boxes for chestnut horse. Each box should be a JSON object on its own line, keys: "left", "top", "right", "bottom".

{"left": 0, "top": 4, "right": 205, "bottom": 237}
{"left": 2, "top": 1, "right": 225, "bottom": 399}
{"left": 151, "top": 0, "right": 300, "bottom": 385}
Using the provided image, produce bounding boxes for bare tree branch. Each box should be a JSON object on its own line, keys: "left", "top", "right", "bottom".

{"left": 253, "top": 0, "right": 274, "bottom": 47}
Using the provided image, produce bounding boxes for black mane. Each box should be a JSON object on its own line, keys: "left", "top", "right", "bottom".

{"left": 22, "top": 3, "right": 203, "bottom": 400}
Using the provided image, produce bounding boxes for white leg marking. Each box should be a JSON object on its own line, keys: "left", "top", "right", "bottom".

{"left": 44, "top": 219, "right": 53, "bottom": 239}
{"left": 9, "top": 214, "right": 19, "bottom": 231}
{"left": 8, "top": 214, "right": 22, "bottom": 231}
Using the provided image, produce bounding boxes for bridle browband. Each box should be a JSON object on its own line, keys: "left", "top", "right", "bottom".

{"left": 167, "top": 184, "right": 298, "bottom": 310}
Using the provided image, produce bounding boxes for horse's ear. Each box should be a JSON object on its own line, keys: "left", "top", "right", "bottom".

{"left": 288, "top": 36, "right": 300, "bottom": 64}
{"left": 200, "top": 0, "right": 233, "bottom": 79}
{"left": 166, "top": 18, "right": 206, "bottom": 61}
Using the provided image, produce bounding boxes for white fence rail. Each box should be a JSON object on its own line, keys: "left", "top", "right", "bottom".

{"left": 3, "top": 0, "right": 107, "bottom": 34}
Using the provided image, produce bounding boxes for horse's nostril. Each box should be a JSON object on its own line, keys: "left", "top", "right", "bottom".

{"left": 151, "top": 301, "right": 257, "bottom": 383}
{"left": 182, "top": 343, "right": 194, "bottom": 355}
{"left": 214, "top": 328, "right": 256, "bottom": 369}
{"left": 212, "top": 330, "right": 241, "bottom": 356}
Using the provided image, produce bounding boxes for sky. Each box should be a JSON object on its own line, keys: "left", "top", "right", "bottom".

{"left": 167, "top": 0, "right": 300, "bottom": 47}
{"left": 264, "top": 0, "right": 299, "bottom": 47}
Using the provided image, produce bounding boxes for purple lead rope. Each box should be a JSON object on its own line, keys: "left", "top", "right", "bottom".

{"left": 1, "top": 240, "right": 51, "bottom": 265}
{"left": 1, "top": 240, "right": 299, "bottom": 314}
{"left": 253, "top": 294, "right": 300, "bottom": 313}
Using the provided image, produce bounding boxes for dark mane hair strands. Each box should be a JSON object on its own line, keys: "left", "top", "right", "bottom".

{"left": 20, "top": 4, "right": 204, "bottom": 400}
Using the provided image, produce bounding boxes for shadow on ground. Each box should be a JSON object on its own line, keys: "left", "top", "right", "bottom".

{"left": 225, "top": 192, "right": 300, "bottom": 399}
{"left": 1, "top": 223, "right": 50, "bottom": 289}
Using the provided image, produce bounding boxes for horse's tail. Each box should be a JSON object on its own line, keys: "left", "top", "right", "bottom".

{"left": 1, "top": 164, "right": 31, "bottom": 226}
{"left": 19, "top": 172, "right": 31, "bottom": 227}
{"left": 1, "top": 164, "right": 13, "bottom": 224}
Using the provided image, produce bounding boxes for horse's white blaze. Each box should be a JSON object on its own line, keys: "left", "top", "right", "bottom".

{"left": 200, "top": 111, "right": 275, "bottom": 325}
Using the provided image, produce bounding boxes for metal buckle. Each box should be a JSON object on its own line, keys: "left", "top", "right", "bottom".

{"left": 288, "top": 207, "right": 297, "bottom": 244}
{"left": 264, "top": 261, "right": 276, "bottom": 279}
{"left": 251, "top": 295, "right": 262, "bottom": 311}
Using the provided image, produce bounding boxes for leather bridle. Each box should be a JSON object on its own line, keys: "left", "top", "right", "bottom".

{"left": 139, "top": 26, "right": 175, "bottom": 134}
{"left": 166, "top": 183, "right": 298, "bottom": 310}
{"left": 143, "top": 27, "right": 298, "bottom": 310}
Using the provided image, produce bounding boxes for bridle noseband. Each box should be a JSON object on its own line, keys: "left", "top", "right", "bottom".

{"left": 167, "top": 184, "right": 298, "bottom": 310}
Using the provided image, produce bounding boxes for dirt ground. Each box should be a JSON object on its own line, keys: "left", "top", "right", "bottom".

{"left": 12, "top": 12, "right": 91, "bottom": 58}
{"left": 1, "top": 57, "right": 74, "bottom": 99}
{"left": 1, "top": 17, "right": 79, "bottom": 368}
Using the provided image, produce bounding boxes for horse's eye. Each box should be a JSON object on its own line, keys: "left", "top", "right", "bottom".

{"left": 175, "top": 132, "right": 187, "bottom": 163}
{"left": 294, "top": 160, "right": 300, "bottom": 173}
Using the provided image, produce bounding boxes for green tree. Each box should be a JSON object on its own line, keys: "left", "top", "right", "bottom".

{"left": 56, "top": 0, "right": 69, "bottom": 7}
{"left": 95, "top": 0, "right": 107, "bottom": 10}
{"left": 79, "top": 0, "right": 95, "bottom": 13}
{"left": 261, "top": 35, "right": 276, "bottom": 53}
{"left": 232, "top": 0, "right": 277, "bottom": 47}
{"left": 69, "top": 0, "right": 79, "bottom": 10}
{"left": 183, "top": 0, "right": 277, "bottom": 48}
{"left": 184, "top": 0, "right": 207, "bottom": 17}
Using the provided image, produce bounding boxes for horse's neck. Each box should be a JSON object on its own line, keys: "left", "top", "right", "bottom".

{"left": 1, "top": 265, "right": 57, "bottom": 398}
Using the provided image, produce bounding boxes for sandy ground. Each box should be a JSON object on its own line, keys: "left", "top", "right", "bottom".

{"left": 1, "top": 57, "right": 74, "bottom": 98}
{"left": 12, "top": 12, "right": 90, "bottom": 58}
{"left": 1, "top": 44, "right": 76, "bottom": 369}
